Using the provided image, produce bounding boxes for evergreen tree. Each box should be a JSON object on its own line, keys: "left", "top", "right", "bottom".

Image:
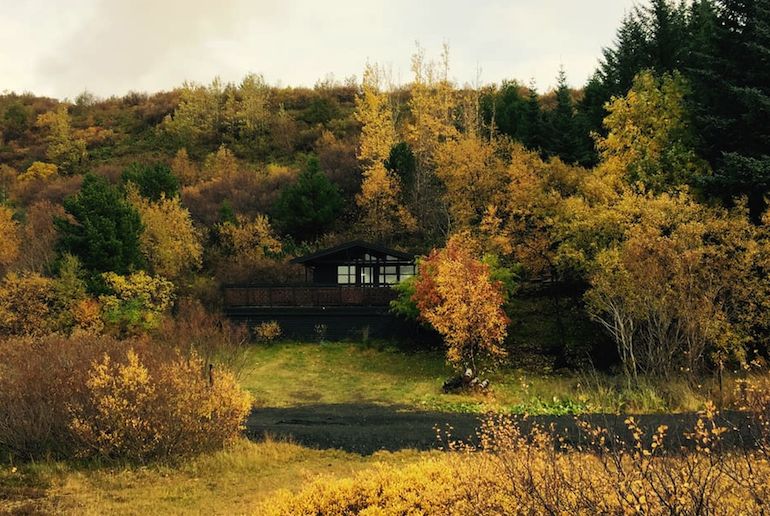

{"left": 491, "top": 80, "right": 527, "bottom": 140}
{"left": 690, "top": 0, "right": 770, "bottom": 221}
{"left": 121, "top": 162, "right": 180, "bottom": 201}
{"left": 272, "top": 156, "right": 343, "bottom": 241}
{"left": 545, "top": 68, "right": 580, "bottom": 164}
{"left": 384, "top": 142, "right": 417, "bottom": 194}
{"left": 521, "top": 82, "right": 544, "bottom": 152}
{"left": 55, "top": 174, "right": 144, "bottom": 275}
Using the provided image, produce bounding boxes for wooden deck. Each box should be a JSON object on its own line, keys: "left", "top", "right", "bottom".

{"left": 223, "top": 285, "right": 397, "bottom": 308}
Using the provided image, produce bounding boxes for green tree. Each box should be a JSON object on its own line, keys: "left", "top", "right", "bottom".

{"left": 272, "top": 157, "right": 343, "bottom": 241}
{"left": 121, "top": 162, "right": 180, "bottom": 201}
{"left": 521, "top": 83, "right": 544, "bottom": 152}
{"left": 598, "top": 70, "right": 707, "bottom": 193}
{"left": 545, "top": 68, "right": 580, "bottom": 164}
{"left": 2, "top": 101, "right": 30, "bottom": 140}
{"left": 56, "top": 174, "right": 144, "bottom": 275}
{"left": 690, "top": 0, "right": 770, "bottom": 222}
{"left": 35, "top": 105, "right": 87, "bottom": 175}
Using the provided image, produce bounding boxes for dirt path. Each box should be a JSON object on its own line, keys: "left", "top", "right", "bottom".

{"left": 246, "top": 404, "right": 756, "bottom": 455}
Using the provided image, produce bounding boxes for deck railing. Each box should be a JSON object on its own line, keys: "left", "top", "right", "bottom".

{"left": 223, "top": 285, "right": 397, "bottom": 308}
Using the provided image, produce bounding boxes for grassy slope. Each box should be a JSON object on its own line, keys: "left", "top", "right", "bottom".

{"left": 240, "top": 342, "right": 717, "bottom": 415}
{"left": 0, "top": 438, "right": 428, "bottom": 515}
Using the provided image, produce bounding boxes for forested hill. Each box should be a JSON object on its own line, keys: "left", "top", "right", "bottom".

{"left": 0, "top": 1, "right": 768, "bottom": 367}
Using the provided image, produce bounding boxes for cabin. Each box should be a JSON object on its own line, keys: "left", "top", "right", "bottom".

{"left": 223, "top": 241, "right": 422, "bottom": 340}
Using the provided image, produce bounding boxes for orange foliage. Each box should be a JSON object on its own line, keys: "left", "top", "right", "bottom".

{"left": 413, "top": 233, "right": 508, "bottom": 372}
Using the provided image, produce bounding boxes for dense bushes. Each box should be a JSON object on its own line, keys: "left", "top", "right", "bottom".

{"left": 266, "top": 399, "right": 770, "bottom": 514}
{"left": 0, "top": 334, "right": 252, "bottom": 462}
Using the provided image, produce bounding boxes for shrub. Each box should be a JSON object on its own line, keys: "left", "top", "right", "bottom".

{"left": 0, "top": 273, "right": 58, "bottom": 336}
{"left": 255, "top": 321, "right": 281, "bottom": 343}
{"left": 266, "top": 400, "right": 770, "bottom": 514}
{"left": 0, "top": 334, "right": 252, "bottom": 462}
{"left": 157, "top": 298, "right": 250, "bottom": 379}
{"left": 100, "top": 271, "right": 175, "bottom": 335}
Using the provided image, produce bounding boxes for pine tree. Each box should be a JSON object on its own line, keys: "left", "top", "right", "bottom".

{"left": 272, "top": 157, "right": 343, "bottom": 242}
{"left": 521, "top": 82, "right": 544, "bottom": 152}
{"left": 690, "top": 0, "right": 770, "bottom": 221}
{"left": 55, "top": 174, "right": 144, "bottom": 275}
{"left": 545, "top": 68, "right": 580, "bottom": 164}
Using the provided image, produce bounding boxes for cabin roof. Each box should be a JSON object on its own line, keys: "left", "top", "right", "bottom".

{"left": 290, "top": 240, "right": 415, "bottom": 264}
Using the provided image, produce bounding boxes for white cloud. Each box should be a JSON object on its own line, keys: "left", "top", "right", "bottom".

{"left": 0, "top": 0, "right": 637, "bottom": 99}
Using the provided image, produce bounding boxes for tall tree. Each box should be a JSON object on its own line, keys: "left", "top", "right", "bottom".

{"left": 272, "top": 157, "right": 343, "bottom": 242}
{"left": 55, "top": 174, "right": 144, "bottom": 275}
{"left": 545, "top": 68, "right": 580, "bottom": 164}
{"left": 355, "top": 64, "right": 414, "bottom": 242}
{"left": 597, "top": 70, "right": 708, "bottom": 193}
{"left": 690, "top": 0, "right": 770, "bottom": 221}
{"left": 35, "top": 105, "right": 87, "bottom": 175}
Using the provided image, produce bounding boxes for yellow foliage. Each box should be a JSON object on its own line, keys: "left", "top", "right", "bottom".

{"left": 254, "top": 320, "right": 282, "bottom": 342}
{"left": 355, "top": 63, "right": 396, "bottom": 168}
{"left": 0, "top": 273, "right": 57, "bottom": 336}
{"left": 0, "top": 334, "right": 252, "bottom": 461}
{"left": 127, "top": 185, "right": 203, "bottom": 279}
{"left": 170, "top": 148, "right": 200, "bottom": 186}
{"left": 413, "top": 233, "right": 508, "bottom": 372}
{"left": 35, "top": 105, "right": 87, "bottom": 174}
{"left": 597, "top": 70, "right": 708, "bottom": 192}
{"left": 217, "top": 214, "right": 282, "bottom": 265}
{"left": 0, "top": 205, "right": 20, "bottom": 268}
{"left": 71, "top": 298, "right": 104, "bottom": 335}
{"left": 435, "top": 134, "right": 507, "bottom": 228}
{"left": 18, "top": 161, "right": 58, "bottom": 181}
{"left": 356, "top": 163, "right": 415, "bottom": 241}
{"left": 266, "top": 407, "right": 770, "bottom": 515}
{"left": 100, "top": 271, "right": 175, "bottom": 333}
{"left": 203, "top": 144, "right": 239, "bottom": 179}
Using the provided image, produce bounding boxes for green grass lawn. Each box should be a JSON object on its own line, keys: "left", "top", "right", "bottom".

{"left": 239, "top": 341, "right": 719, "bottom": 414}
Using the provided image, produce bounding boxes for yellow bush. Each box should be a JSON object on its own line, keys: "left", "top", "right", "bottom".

{"left": 0, "top": 273, "right": 58, "bottom": 336}
{"left": 0, "top": 335, "right": 252, "bottom": 462}
{"left": 265, "top": 407, "right": 770, "bottom": 515}
{"left": 254, "top": 320, "right": 281, "bottom": 342}
{"left": 18, "top": 161, "right": 58, "bottom": 181}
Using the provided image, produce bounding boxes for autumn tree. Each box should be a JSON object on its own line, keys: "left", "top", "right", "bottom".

{"left": 15, "top": 201, "right": 66, "bottom": 274}
{"left": 170, "top": 148, "right": 201, "bottom": 186}
{"left": 597, "top": 70, "right": 707, "bottom": 193}
{"left": 435, "top": 134, "right": 507, "bottom": 229}
{"left": 584, "top": 198, "right": 764, "bottom": 379}
{"left": 127, "top": 185, "right": 202, "bottom": 279}
{"left": 19, "top": 162, "right": 58, "bottom": 182}
{"left": 354, "top": 64, "right": 414, "bottom": 241}
{"left": 56, "top": 174, "right": 144, "bottom": 275}
{"left": 413, "top": 233, "right": 509, "bottom": 374}
{"left": 162, "top": 79, "right": 222, "bottom": 147}
{"left": 404, "top": 44, "right": 459, "bottom": 237}
{"left": 35, "top": 105, "right": 87, "bottom": 175}
{"left": 203, "top": 144, "right": 239, "bottom": 179}
{"left": 0, "top": 205, "right": 20, "bottom": 270}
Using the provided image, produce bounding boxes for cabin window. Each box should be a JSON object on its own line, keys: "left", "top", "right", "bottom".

{"left": 337, "top": 265, "right": 355, "bottom": 284}
{"left": 399, "top": 265, "right": 416, "bottom": 280}
{"left": 382, "top": 265, "right": 399, "bottom": 284}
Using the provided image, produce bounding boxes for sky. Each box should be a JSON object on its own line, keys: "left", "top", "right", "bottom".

{"left": 0, "top": 0, "right": 638, "bottom": 100}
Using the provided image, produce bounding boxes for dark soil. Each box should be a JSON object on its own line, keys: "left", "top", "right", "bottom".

{"left": 246, "top": 404, "right": 758, "bottom": 455}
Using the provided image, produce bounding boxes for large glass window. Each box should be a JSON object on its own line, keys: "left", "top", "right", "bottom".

{"left": 337, "top": 265, "right": 355, "bottom": 284}
{"left": 399, "top": 265, "right": 416, "bottom": 280}
{"left": 360, "top": 266, "right": 374, "bottom": 284}
{"left": 382, "top": 265, "right": 399, "bottom": 284}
